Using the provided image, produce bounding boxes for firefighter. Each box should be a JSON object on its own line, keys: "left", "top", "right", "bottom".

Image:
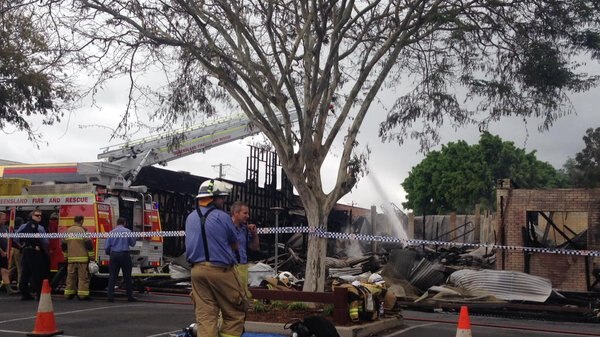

{"left": 185, "top": 179, "right": 247, "bottom": 337}
{"left": 62, "top": 215, "right": 94, "bottom": 300}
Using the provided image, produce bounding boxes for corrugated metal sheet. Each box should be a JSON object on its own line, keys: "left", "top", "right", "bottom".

{"left": 383, "top": 249, "right": 416, "bottom": 279}
{"left": 448, "top": 269, "right": 552, "bottom": 303}
{"left": 408, "top": 258, "right": 446, "bottom": 290}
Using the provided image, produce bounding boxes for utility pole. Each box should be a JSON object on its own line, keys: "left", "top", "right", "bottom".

{"left": 212, "top": 163, "right": 231, "bottom": 179}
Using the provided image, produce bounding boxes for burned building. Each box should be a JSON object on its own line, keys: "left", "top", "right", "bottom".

{"left": 495, "top": 179, "right": 600, "bottom": 292}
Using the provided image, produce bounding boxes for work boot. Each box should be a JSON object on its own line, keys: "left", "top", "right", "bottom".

{"left": 78, "top": 296, "right": 93, "bottom": 301}
{"left": 127, "top": 297, "right": 138, "bottom": 302}
{"left": 65, "top": 294, "right": 75, "bottom": 300}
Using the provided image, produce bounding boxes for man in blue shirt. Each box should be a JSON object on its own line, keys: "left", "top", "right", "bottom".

{"left": 231, "top": 201, "right": 260, "bottom": 297}
{"left": 185, "top": 179, "right": 247, "bottom": 337}
{"left": 105, "top": 217, "right": 137, "bottom": 302}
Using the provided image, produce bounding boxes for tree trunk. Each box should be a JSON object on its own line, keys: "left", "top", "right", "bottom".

{"left": 301, "top": 201, "right": 330, "bottom": 293}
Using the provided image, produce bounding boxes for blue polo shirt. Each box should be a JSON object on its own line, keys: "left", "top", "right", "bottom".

{"left": 104, "top": 225, "right": 136, "bottom": 254}
{"left": 185, "top": 206, "right": 238, "bottom": 267}
{"left": 235, "top": 225, "right": 253, "bottom": 264}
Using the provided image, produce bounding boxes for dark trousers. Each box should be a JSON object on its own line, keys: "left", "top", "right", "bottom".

{"left": 19, "top": 248, "right": 48, "bottom": 297}
{"left": 107, "top": 251, "right": 133, "bottom": 299}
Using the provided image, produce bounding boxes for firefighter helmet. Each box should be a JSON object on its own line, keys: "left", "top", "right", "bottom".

{"left": 88, "top": 261, "right": 99, "bottom": 274}
{"left": 277, "top": 271, "right": 298, "bottom": 286}
{"left": 195, "top": 179, "right": 233, "bottom": 199}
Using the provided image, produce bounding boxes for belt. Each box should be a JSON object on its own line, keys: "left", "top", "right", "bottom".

{"left": 193, "top": 261, "right": 233, "bottom": 269}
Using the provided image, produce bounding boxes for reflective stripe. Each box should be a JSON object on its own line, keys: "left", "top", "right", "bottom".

{"left": 64, "top": 289, "right": 76, "bottom": 295}
{"left": 77, "top": 290, "right": 90, "bottom": 296}
{"left": 67, "top": 257, "right": 88, "bottom": 263}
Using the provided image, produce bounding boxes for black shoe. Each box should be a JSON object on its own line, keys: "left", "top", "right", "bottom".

{"left": 127, "top": 297, "right": 138, "bottom": 302}
{"left": 78, "top": 296, "right": 93, "bottom": 301}
{"left": 107, "top": 298, "right": 114, "bottom": 303}
{"left": 65, "top": 295, "right": 75, "bottom": 300}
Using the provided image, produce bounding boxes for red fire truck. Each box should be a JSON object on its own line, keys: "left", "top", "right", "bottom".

{"left": 0, "top": 164, "right": 163, "bottom": 286}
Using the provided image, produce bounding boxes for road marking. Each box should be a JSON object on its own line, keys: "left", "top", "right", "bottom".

{"left": 383, "top": 322, "right": 439, "bottom": 336}
{"left": 145, "top": 330, "right": 183, "bottom": 337}
{"left": 0, "top": 328, "right": 80, "bottom": 337}
{"left": 0, "top": 304, "right": 142, "bottom": 324}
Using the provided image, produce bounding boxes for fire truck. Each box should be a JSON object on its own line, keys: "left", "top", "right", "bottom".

{"left": 0, "top": 164, "right": 163, "bottom": 283}
{"left": 0, "top": 111, "right": 296, "bottom": 285}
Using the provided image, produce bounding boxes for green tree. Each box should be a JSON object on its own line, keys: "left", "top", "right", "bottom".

{"left": 402, "top": 132, "right": 567, "bottom": 215}
{"left": 563, "top": 127, "right": 600, "bottom": 187}
{"left": 0, "top": 2, "right": 73, "bottom": 143}
{"left": 37, "top": 1, "right": 600, "bottom": 292}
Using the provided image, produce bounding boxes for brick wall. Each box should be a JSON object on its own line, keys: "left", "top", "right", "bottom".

{"left": 495, "top": 182, "right": 600, "bottom": 292}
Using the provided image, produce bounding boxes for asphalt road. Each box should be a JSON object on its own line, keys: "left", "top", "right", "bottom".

{"left": 382, "top": 310, "right": 600, "bottom": 337}
{"left": 1, "top": 290, "right": 599, "bottom": 337}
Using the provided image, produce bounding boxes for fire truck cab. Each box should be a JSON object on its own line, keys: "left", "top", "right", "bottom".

{"left": 0, "top": 163, "right": 164, "bottom": 284}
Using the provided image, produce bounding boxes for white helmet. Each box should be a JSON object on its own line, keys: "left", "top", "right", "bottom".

{"left": 368, "top": 273, "right": 385, "bottom": 285}
{"left": 277, "top": 271, "right": 298, "bottom": 286}
{"left": 88, "top": 261, "right": 99, "bottom": 274}
{"left": 196, "top": 179, "right": 233, "bottom": 198}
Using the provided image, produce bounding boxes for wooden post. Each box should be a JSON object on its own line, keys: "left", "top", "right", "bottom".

{"left": 474, "top": 204, "right": 481, "bottom": 243}
{"left": 408, "top": 213, "right": 414, "bottom": 239}
{"left": 371, "top": 205, "right": 377, "bottom": 253}
{"left": 449, "top": 212, "right": 456, "bottom": 241}
{"left": 332, "top": 287, "right": 349, "bottom": 325}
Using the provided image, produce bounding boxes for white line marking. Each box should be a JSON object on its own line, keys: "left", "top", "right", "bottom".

{"left": 0, "top": 329, "right": 82, "bottom": 337}
{"left": 0, "top": 304, "right": 142, "bottom": 324}
{"left": 144, "top": 329, "right": 183, "bottom": 337}
{"left": 383, "top": 322, "right": 439, "bottom": 336}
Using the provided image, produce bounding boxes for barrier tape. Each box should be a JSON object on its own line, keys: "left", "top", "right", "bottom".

{"left": 2, "top": 227, "right": 599, "bottom": 257}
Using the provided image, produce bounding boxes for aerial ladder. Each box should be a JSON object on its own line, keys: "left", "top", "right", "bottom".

{"left": 98, "top": 111, "right": 297, "bottom": 184}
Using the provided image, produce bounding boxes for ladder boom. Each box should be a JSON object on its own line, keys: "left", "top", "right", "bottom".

{"left": 98, "top": 111, "right": 296, "bottom": 183}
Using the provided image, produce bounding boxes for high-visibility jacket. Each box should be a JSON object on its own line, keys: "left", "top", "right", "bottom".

{"left": 333, "top": 282, "right": 387, "bottom": 322}
{"left": 62, "top": 225, "right": 94, "bottom": 263}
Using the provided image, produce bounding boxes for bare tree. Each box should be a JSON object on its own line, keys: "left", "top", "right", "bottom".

{"left": 47, "top": 0, "right": 600, "bottom": 292}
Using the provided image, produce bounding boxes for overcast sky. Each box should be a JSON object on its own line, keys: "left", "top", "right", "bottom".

{"left": 1, "top": 64, "right": 599, "bottom": 213}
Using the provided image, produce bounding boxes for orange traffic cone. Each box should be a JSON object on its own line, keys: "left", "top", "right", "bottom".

{"left": 28, "top": 279, "right": 63, "bottom": 337}
{"left": 455, "top": 306, "right": 472, "bottom": 337}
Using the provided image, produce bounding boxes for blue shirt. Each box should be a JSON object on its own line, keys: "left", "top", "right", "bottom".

{"left": 185, "top": 206, "right": 238, "bottom": 267}
{"left": 235, "top": 225, "right": 253, "bottom": 264}
{"left": 104, "top": 225, "right": 136, "bottom": 254}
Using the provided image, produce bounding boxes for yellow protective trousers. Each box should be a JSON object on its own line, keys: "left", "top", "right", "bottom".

{"left": 190, "top": 263, "right": 247, "bottom": 337}
{"left": 64, "top": 262, "right": 90, "bottom": 298}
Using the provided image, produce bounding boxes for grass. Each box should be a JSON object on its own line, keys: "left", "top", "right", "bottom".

{"left": 252, "top": 300, "right": 269, "bottom": 313}
{"left": 287, "top": 302, "right": 310, "bottom": 311}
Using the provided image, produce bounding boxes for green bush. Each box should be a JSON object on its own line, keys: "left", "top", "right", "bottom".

{"left": 253, "top": 300, "right": 269, "bottom": 313}
{"left": 323, "top": 304, "right": 334, "bottom": 316}
{"left": 287, "top": 302, "right": 310, "bottom": 311}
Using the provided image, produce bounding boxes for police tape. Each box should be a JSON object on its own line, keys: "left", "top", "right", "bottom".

{"left": 2, "top": 227, "right": 599, "bottom": 257}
